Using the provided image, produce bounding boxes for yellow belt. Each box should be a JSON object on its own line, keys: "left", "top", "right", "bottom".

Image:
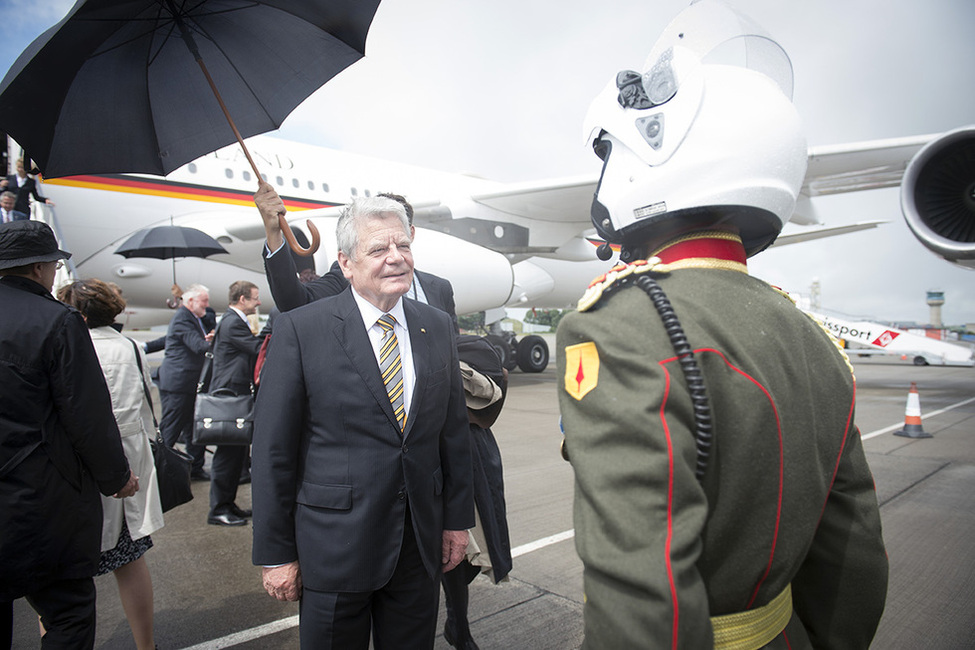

{"left": 711, "top": 585, "right": 792, "bottom": 650}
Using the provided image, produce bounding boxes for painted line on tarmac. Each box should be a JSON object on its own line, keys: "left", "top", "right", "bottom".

{"left": 179, "top": 615, "right": 299, "bottom": 650}
{"left": 862, "top": 395, "right": 975, "bottom": 440}
{"left": 177, "top": 529, "right": 577, "bottom": 649}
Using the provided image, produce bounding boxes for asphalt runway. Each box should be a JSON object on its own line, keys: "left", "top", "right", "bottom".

{"left": 10, "top": 351, "right": 975, "bottom": 649}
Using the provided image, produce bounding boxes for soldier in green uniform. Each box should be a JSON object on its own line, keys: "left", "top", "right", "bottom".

{"left": 557, "top": 3, "right": 887, "bottom": 649}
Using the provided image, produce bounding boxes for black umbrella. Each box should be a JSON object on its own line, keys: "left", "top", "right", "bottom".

{"left": 115, "top": 224, "right": 228, "bottom": 284}
{"left": 0, "top": 0, "right": 382, "bottom": 253}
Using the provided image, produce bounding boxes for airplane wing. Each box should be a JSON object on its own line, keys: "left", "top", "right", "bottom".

{"left": 801, "top": 134, "right": 936, "bottom": 197}
{"left": 470, "top": 175, "right": 596, "bottom": 224}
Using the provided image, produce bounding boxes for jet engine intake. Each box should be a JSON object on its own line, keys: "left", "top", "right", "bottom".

{"left": 901, "top": 126, "right": 975, "bottom": 269}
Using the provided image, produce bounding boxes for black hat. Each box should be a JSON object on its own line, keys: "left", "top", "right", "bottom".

{"left": 0, "top": 220, "right": 71, "bottom": 270}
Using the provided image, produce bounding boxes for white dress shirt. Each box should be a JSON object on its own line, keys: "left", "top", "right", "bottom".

{"left": 349, "top": 287, "right": 416, "bottom": 425}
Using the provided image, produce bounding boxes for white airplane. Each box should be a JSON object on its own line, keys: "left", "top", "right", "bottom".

{"left": 11, "top": 123, "right": 971, "bottom": 367}
{"left": 8, "top": 122, "right": 974, "bottom": 372}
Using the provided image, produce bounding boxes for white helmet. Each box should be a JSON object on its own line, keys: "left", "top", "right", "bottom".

{"left": 584, "top": 1, "right": 808, "bottom": 259}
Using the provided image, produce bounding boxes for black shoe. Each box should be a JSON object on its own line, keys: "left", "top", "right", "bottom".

{"left": 191, "top": 469, "right": 211, "bottom": 481}
{"left": 238, "top": 472, "right": 251, "bottom": 485}
{"left": 207, "top": 512, "right": 246, "bottom": 526}
{"left": 443, "top": 620, "right": 480, "bottom": 650}
{"left": 229, "top": 504, "right": 252, "bottom": 518}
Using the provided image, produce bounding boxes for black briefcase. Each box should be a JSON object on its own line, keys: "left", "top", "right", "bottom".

{"left": 192, "top": 388, "right": 254, "bottom": 446}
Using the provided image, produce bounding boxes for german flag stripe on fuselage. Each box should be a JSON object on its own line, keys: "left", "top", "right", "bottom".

{"left": 43, "top": 174, "right": 338, "bottom": 212}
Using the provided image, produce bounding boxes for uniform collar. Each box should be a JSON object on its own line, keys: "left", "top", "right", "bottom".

{"left": 650, "top": 230, "right": 748, "bottom": 274}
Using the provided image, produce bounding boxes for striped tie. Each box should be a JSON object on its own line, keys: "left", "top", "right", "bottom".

{"left": 377, "top": 313, "right": 406, "bottom": 431}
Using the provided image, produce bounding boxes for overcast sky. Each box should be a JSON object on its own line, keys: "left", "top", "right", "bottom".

{"left": 1, "top": 0, "right": 973, "bottom": 324}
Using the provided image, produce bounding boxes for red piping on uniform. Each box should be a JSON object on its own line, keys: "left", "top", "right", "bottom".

{"left": 660, "top": 348, "right": 784, "bottom": 614}
{"left": 817, "top": 380, "right": 856, "bottom": 525}
{"left": 658, "top": 365, "right": 681, "bottom": 650}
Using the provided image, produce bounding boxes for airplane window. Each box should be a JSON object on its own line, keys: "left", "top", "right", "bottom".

{"left": 243, "top": 171, "right": 251, "bottom": 182}
{"left": 276, "top": 175, "right": 284, "bottom": 186}
{"left": 322, "top": 182, "right": 329, "bottom": 193}
{"left": 292, "top": 178, "right": 299, "bottom": 188}
{"left": 225, "top": 169, "right": 233, "bottom": 179}
{"left": 188, "top": 163, "right": 197, "bottom": 173}
{"left": 260, "top": 173, "right": 267, "bottom": 182}
{"left": 351, "top": 188, "right": 358, "bottom": 197}
{"left": 364, "top": 190, "right": 371, "bottom": 197}
{"left": 307, "top": 181, "right": 314, "bottom": 190}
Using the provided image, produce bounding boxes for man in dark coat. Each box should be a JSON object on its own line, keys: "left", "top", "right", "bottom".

{"left": 157, "top": 284, "right": 214, "bottom": 479}
{"left": 254, "top": 183, "right": 459, "bottom": 332}
{"left": 206, "top": 280, "right": 265, "bottom": 527}
{"left": 0, "top": 220, "right": 137, "bottom": 649}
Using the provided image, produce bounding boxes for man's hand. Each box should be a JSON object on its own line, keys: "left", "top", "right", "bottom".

{"left": 262, "top": 561, "right": 302, "bottom": 602}
{"left": 113, "top": 470, "right": 139, "bottom": 498}
{"left": 254, "top": 181, "right": 286, "bottom": 252}
{"left": 204, "top": 329, "right": 215, "bottom": 343}
{"left": 442, "top": 529, "right": 469, "bottom": 573}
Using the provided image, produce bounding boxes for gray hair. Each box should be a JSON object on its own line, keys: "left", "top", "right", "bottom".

{"left": 336, "top": 196, "right": 410, "bottom": 260}
{"left": 1, "top": 191, "right": 16, "bottom": 201}
{"left": 182, "top": 283, "right": 209, "bottom": 302}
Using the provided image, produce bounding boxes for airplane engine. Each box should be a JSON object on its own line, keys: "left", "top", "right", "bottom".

{"left": 901, "top": 126, "right": 975, "bottom": 270}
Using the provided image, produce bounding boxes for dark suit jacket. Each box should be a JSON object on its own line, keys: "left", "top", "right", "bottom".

{"left": 251, "top": 289, "right": 474, "bottom": 592}
{"left": 211, "top": 310, "right": 264, "bottom": 395}
{"left": 157, "top": 306, "right": 211, "bottom": 393}
{"left": 0, "top": 208, "right": 27, "bottom": 222}
{"left": 263, "top": 246, "right": 459, "bottom": 332}
{"left": 5, "top": 174, "right": 48, "bottom": 215}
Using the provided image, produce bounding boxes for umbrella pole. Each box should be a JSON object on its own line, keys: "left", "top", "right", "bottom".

{"left": 167, "top": 2, "right": 319, "bottom": 256}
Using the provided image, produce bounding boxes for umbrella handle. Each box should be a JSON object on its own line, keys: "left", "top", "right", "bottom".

{"left": 279, "top": 216, "right": 320, "bottom": 257}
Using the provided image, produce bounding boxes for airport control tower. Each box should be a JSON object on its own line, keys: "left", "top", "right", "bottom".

{"left": 927, "top": 290, "right": 945, "bottom": 327}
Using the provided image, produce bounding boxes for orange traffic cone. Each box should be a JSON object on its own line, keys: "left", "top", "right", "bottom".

{"left": 894, "top": 382, "right": 932, "bottom": 438}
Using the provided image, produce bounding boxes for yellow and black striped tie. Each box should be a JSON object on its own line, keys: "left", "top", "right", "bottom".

{"left": 377, "top": 313, "right": 406, "bottom": 430}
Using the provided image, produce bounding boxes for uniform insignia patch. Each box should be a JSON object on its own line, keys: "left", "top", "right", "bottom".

{"left": 564, "top": 342, "right": 599, "bottom": 400}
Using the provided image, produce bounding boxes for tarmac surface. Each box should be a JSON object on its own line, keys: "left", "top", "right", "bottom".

{"left": 10, "top": 342, "right": 975, "bottom": 649}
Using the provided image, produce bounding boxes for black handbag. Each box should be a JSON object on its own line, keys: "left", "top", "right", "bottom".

{"left": 192, "top": 388, "right": 254, "bottom": 446}
{"left": 130, "top": 338, "right": 193, "bottom": 512}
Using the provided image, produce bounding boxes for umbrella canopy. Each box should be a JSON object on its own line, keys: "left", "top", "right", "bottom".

{"left": 0, "top": 0, "right": 382, "bottom": 179}
{"left": 115, "top": 225, "right": 228, "bottom": 260}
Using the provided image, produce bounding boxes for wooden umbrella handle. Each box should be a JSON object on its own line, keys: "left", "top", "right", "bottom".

{"left": 279, "top": 216, "right": 321, "bottom": 257}
{"left": 188, "top": 49, "right": 321, "bottom": 256}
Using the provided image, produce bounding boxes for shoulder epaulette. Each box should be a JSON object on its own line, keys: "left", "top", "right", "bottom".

{"left": 766, "top": 282, "right": 856, "bottom": 379}
{"left": 577, "top": 257, "right": 670, "bottom": 312}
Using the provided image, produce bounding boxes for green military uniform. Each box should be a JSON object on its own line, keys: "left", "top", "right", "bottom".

{"left": 557, "top": 232, "right": 887, "bottom": 649}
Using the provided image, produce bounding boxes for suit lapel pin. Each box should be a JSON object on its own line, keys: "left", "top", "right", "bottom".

{"left": 421, "top": 328, "right": 426, "bottom": 333}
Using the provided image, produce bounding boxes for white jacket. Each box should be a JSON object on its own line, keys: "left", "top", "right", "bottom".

{"left": 89, "top": 327, "right": 164, "bottom": 552}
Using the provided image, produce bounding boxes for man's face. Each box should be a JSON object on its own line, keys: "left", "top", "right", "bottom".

{"left": 185, "top": 292, "right": 209, "bottom": 318}
{"left": 235, "top": 287, "right": 261, "bottom": 316}
{"left": 0, "top": 195, "right": 14, "bottom": 211}
{"left": 338, "top": 213, "right": 414, "bottom": 312}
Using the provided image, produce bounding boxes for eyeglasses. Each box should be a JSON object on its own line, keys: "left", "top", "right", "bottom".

{"left": 54, "top": 260, "right": 64, "bottom": 270}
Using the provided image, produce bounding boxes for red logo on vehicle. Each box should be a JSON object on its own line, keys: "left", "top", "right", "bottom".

{"left": 872, "top": 330, "right": 900, "bottom": 347}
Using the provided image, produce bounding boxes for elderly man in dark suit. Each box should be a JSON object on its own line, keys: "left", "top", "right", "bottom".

{"left": 0, "top": 221, "right": 137, "bottom": 649}
{"left": 0, "top": 192, "right": 27, "bottom": 224}
{"left": 252, "top": 196, "right": 473, "bottom": 649}
{"left": 157, "top": 284, "right": 214, "bottom": 480}
{"left": 206, "top": 280, "right": 264, "bottom": 527}
{"left": 255, "top": 183, "right": 458, "bottom": 332}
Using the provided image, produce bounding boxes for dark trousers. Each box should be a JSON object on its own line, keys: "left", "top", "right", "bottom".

{"left": 208, "top": 444, "right": 248, "bottom": 516}
{"left": 1, "top": 577, "right": 96, "bottom": 650}
{"left": 298, "top": 509, "right": 439, "bottom": 650}
{"left": 159, "top": 389, "right": 205, "bottom": 471}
